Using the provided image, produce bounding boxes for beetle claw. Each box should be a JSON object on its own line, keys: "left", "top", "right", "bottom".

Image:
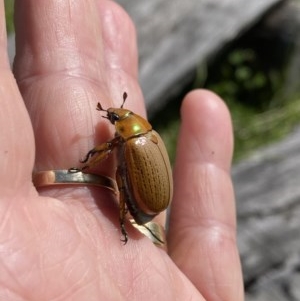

{"left": 121, "top": 236, "right": 128, "bottom": 245}
{"left": 80, "top": 149, "right": 96, "bottom": 163}
{"left": 120, "top": 220, "right": 128, "bottom": 244}
{"left": 68, "top": 167, "right": 81, "bottom": 173}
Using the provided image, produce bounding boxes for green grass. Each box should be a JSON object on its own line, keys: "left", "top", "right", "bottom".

{"left": 151, "top": 109, "right": 181, "bottom": 166}
{"left": 152, "top": 92, "right": 300, "bottom": 164}
{"left": 151, "top": 44, "right": 300, "bottom": 164}
{"left": 5, "top": 0, "right": 14, "bottom": 34}
{"left": 232, "top": 96, "right": 300, "bottom": 160}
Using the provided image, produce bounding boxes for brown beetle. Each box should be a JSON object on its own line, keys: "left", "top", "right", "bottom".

{"left": 80, "top": 93, "right": 173, "bottom": 243}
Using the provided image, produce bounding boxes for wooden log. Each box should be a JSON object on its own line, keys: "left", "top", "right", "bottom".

{"left": 116, "top": 0, "right": 284, "bottom": 115}
{"left": 232, "top": 1, "right": 300, "bottom": 299}
{"left": 234, "top": 124, "right": 300, "bottom": 300}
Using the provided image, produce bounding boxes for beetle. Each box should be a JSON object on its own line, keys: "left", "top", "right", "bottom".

{"left": 80, "top": 92, "right": 173, "bottom": 244}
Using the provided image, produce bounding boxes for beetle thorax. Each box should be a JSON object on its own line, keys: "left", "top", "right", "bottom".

{"left": 107, "top": 108, "right": 152, "bottom": 140}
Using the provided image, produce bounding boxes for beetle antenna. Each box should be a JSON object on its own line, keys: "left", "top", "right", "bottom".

{"left": 121, "top": 92, "right": 128, "bottom": 108}
{"left": 96, "top": 102, "right": 106, "bottom": 112}
{"left": 96, "top": 102, "right": 109, "bottom": 119}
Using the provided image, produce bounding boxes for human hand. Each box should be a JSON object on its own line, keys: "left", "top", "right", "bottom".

{"left": 0, "top": 1, "right": 244, "bottom": 300}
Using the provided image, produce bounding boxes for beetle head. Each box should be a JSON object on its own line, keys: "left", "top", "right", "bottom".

{"left": 96, "top": 92, "right": 129, "bottom": 125}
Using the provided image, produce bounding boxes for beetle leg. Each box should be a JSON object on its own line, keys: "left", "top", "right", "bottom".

{"left": 116, "top": 168, "right": 128, "bottom": 244}
{"left": 80, "top": 136, "right": 121, "bottom": 170}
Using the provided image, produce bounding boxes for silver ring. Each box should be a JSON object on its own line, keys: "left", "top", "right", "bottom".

{"left": 130, "top": 219, "right": 167, "bottom": 250}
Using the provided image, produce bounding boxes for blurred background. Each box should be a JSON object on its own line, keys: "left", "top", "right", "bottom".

{"left": 6, "top": 0, "right": 300, "bottom": 300}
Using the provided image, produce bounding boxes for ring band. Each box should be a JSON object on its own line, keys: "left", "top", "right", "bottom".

{"left": 130, "top": 219, "right": 166, "bottom": 249}
{"left": 32, "top": 169, "right": 117, "bottom": 192}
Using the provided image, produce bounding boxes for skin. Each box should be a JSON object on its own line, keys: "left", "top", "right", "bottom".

{"left": 0, "top": 0, "right": 244, "bottom": 300}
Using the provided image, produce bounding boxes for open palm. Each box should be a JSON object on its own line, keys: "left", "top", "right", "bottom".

{"left": 0, "top": 1, "right": 244, "bottom": 300}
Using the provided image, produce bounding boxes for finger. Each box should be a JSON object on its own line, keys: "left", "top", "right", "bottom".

{"left": 13, "top": 0, "right": 167, "bottom": 240}
{"left": 0, "top": 0, "right": 35, "bottom": 196}
{"left": 13, "top": 0, "right": 144, "bottom": 171}
{"left": 168, "top": 90, "right": 244, "bottom": 301}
